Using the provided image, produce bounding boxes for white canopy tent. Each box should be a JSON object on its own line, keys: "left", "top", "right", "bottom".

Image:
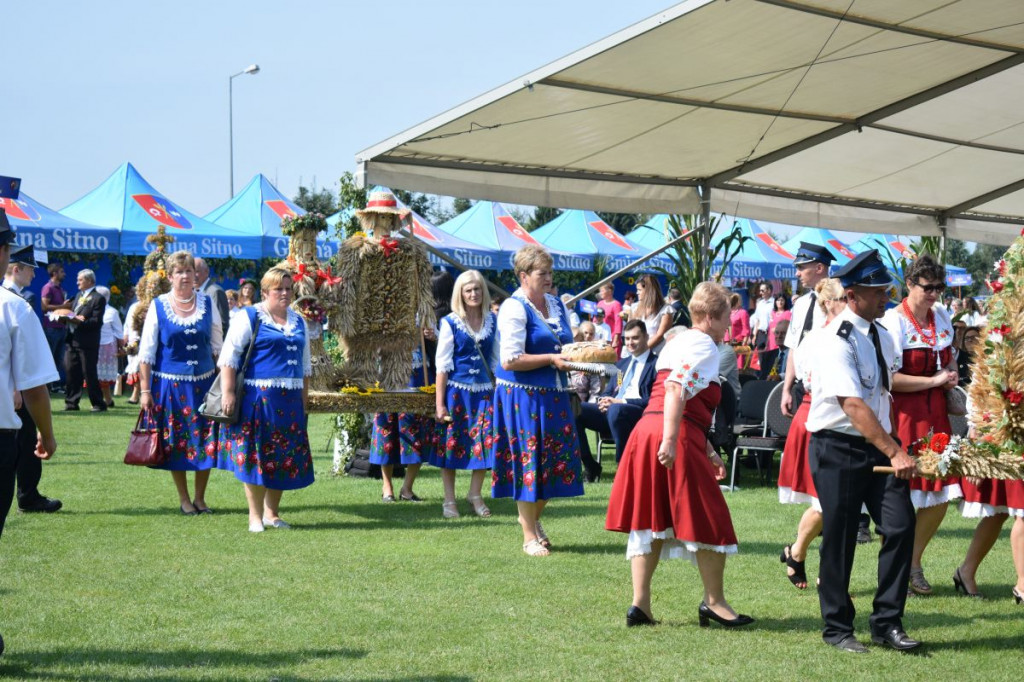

{"left": 356, "top": 0, "right": 1024, "bottom": 245}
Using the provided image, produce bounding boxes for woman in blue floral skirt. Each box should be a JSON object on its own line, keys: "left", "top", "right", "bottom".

{"left": 217, "top": 267, "right": 313, "bottom": 533}
{"left": 137, "top": 250, "right": 223, "bottom": 515}
{"left": 430, "top": 270, "right": 497, "bottom": 519}
{"left": 492, "top": 245, "right": 584, "bottom": 556}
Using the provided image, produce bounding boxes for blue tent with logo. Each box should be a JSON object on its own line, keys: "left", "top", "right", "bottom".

{"left": 205, "top": 174, "right": 337, "bottom": 260}
{"left": 531, "top": 209, "right": 660, "bottom": 271}
{"left": 711, "top": 218, "right": 796, "bottom": 280}
{"left": 780, "top": 226, "right": 858, "bottom": 268}
{"left": 61, "top": 163, "right": 262, "bottom": 259}
{"left": 850, "top": 234, "right": 972, "bottom": 287}
{"left": 440, "top": 202, "right": 592, "bottom": 272}
{"left": 2, "top": 192, "right": 119, "bottom": 254}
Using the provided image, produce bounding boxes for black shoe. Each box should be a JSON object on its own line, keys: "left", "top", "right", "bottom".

{"left": 1014, "top": 587, "right": 1023, "bottom": 605}
{"left": 180, "top": 505, "right": 198, "bottom": 517}
{"left": 697, "top": 602, "right": 754, "bottom": 628}
{"left": 399, "top": 492, "right": 423, "bottom": 502}
{"left": 856, "top": 524, "right": 872, "bottom": 544}
{"left": 105, "top": 400, "right": 115, "bottom": 408}
{"left": 626, "top": 605, "right": 656, "bottom": 627}
{"left": 19, "top": 496, "right": 62, "bottom": 513}
{"left": 0, "top": 630, "right": 4, "bottom": 657}
{"left": 953, "top": 567, "right": 984, "bottom": 598}
{"left": 871, "top": 628, "right": 922, "bottom": 652}
{"left": 90, "top": 405, "right": 107, "bottom": 413}
{"left": 64, "top": 404, "right": 80, "bottom": 411}
{"left": 830, "top": 635, "right": 869, "bottom": 654}
{"left": 585, "top": 465, "right": 603, "bottom": 483}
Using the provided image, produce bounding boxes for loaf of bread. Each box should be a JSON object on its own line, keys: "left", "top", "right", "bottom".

{"left": 561, "top": 341, "right": 617, "bottom": 364}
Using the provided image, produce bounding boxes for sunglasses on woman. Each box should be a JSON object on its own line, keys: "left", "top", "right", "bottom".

{"left": 912, "top": 281, "right": 945, "bottom": 294}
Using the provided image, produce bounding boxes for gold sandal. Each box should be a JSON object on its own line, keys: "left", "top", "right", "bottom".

{"left": 909, "top": 567, "right": 932, "bottom": 595}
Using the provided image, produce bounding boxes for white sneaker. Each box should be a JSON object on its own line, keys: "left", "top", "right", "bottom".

{"left": 249, "top": 520, "right": 265, "bottom": 533}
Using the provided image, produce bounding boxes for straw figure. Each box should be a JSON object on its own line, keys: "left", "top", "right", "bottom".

{"left": 279, "top": 212, "right": 344, "bottom": 391}
{"left": 126, "top": 225, "right": 173, "bottom": 351}
{"left": 954, "top": 233, "right": 1024, "bottom": 479}
{"left": 333, "top": 189, "right": 434, "bottom": 390}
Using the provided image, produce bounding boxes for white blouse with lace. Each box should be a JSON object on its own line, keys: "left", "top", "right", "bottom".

{"left": 138, "top": 293, "right": 224, "bottom": 380}
{"left": 435, "top": 312, "right": 499, "bottom": 391}
{"left": 655, "top": 328, "right": 720, "bottom": 398}
{"left": 497, "top": 290, "right": 573, "bottom": 366}
{"left": 217, "top": 304, "right": 311, "bottom": 390}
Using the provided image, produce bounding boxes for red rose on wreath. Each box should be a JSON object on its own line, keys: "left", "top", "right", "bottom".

{"left": 989, "top": 279, "right": 1004, "bottom": 293}
{"left": 929, "top": 433, "right": 950, "bottom": 453}
{"left": 1003, "top": 388, "right": 1024, "bottom": 406}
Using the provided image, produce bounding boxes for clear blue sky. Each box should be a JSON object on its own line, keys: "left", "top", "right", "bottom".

{"left": 4, "top": 0, "right": 675, "bottom": 217}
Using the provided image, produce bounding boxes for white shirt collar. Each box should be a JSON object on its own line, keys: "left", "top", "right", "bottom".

{"left": 198, "top": 278, "right": 211, "bottom": 290}
{"left": 3, "top": 278, "right": 20, "bottom": 294}
{"left": 840, "top": 306, "right": 875, "bottom": 335}
{"left": 631, "top": 349, "right": 651, "bottom": 365}
{"left": 80, "top": 286, "right": 95, "bottom": 297}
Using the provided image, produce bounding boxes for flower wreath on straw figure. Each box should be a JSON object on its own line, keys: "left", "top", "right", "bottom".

{"left": 331, "top": 189, "right": 434, "bottom": 390}
{"left": 126, "top": 225, "right": 173, "bottom": 352}
{"left": 278, "top": 211, "right": 344, "bottom": 391}
{"left": 946, "top": 229, "right": 1024, "bottom": 480}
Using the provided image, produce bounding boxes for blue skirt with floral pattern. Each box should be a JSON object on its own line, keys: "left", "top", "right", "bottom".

{"left": 141, "top": 373, "right": 217, "bottom": 471}
{"left": 490, "top": 384, "right": 584, "bottom": 502}
{"left": 217, "top": 385, "right": 314, "bottom": 490}
{"left": 428, "top": 387, "right": 494, "bottom": 470}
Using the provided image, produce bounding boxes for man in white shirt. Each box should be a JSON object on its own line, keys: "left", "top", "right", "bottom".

{"left": 593, "top": 309, "right": 612, "bottom": 343}
{"left": 574, "top": 320, "right": 658, "bottom": 478}
{"left": 782, "top": 243, "right": 834, "bottom": 417}
{"left": 749, "top": 282, "right": 774, "bottom": 349}
{"left": 805, "top": 249, "right": 918, "bottom": 655}
{"left": 0, "top": 203, "right": 60, "bottom": 658}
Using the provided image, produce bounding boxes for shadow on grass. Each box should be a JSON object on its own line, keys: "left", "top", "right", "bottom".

{"left": 0, "top": 646, "right": 371, "bottom": 681}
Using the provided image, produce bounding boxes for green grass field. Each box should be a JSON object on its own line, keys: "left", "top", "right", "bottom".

{"left": 1, "top": 398, "right": 1022, "bottom": 681}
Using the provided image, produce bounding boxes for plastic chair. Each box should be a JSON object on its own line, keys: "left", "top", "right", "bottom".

{"left": 597, "top": 434, "right": 616, "bottom": 464}
{"left": 728, "top": 382, "right": 791, "bottom": 491}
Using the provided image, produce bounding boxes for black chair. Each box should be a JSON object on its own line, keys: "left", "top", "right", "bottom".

{"left": 710, "top": 377, "right": 738, "bottom": 457}
{"left": 729, "top": 382, "right": 791, "bottom": 491}
{"left": 738, "top": 372, "right": 759, "bottom": 387}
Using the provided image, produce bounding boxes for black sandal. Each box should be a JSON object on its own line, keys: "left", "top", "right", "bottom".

{"left": 780, "top": 544, "right": 807, "bottom": 589}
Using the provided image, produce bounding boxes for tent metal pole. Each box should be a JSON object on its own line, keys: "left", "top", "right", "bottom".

{"left": 567, "top": 228, "right": 696, "bottom": 305}
{"left": 699, "top": 181, "right": 712, "bottom": 273}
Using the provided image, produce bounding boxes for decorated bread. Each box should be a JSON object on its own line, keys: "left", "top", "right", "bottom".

{"left": 562, "top": 341, "right": 617, "bottom": 364}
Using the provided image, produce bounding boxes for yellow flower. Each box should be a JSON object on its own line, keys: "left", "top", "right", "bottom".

{"left": 110, "top": 285, "right": 121, "bottom": 295}
{"left": 417, "top": 385, "right": 436, "bottom": 394}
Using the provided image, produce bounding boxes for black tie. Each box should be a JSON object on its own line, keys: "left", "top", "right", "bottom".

{"left": 869, "top": 323, "right": 890, "bottom": 391}
{"left": 799, "top": 292, "right": 816, "bottom": 343}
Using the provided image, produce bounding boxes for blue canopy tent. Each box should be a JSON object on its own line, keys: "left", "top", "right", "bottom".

{"left": 440, "top": 202, "right": 592, "bottom": 272}
{"left": 709, "top": 218, "right": 796, "bottom": 281}
{"left": 850, "top": 234, "right": 973, "bottom": 287}
{"left": 205, "top": 174, "right": 337, "bottom": 260}
{"left": 533, "top": 209, "right": 670, "bottom": 273}
{"left": 780, "top": 226, "right": 858, "bottom": 269}
{"left": 61, "top": 163, "right": 262, "bottom": 259}
{"left": 1, "top": 192, "right": 119, "bottom": 254}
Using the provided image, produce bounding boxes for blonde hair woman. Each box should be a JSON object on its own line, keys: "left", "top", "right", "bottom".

{"left": 778, "top": 278, "right": 846, "bottom": 589}
{"left": 606, "top": 282, "right": 753, "bottom": 628}
{"left": 136, "top": 250, "right": 223, "bottom": 515}
{"left": 491, "top": 245, "right": 584, "bottom": 556}
{"left": 430, "top": 270, "right": 497, "bottom": 519}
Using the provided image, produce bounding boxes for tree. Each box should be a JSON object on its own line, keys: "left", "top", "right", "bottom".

{"left": 335, "top": 171, "right": 367, "bottom": 239}
{"left": 598, "top": 212, "right": 645, "bottom": 235}
{"left": 653, "top": 214, "right": 749, "bottom": 304}
{"left": 293, "top": 185, "right": 337, "bottom": 216}
{"left": 526, "top": 206, "right": 561, "bottom": 231}
{"left": 452, "top": 197, "right": 473, "bottom": 215}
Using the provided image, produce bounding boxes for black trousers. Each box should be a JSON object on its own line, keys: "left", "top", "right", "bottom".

{"left": 15, "top": 407, "right": 42, "bottom": 504}
{"left": 809, "top": 430, "right": 915, "bottom": 643}
{"left": 0, "top": 430, "right": 18, "bottom": 540}
{"left": 575, "top": 402, "right": 610, "bottom": 473}
{"left": 65, "top": 342, "right": 103, "bottom": 408}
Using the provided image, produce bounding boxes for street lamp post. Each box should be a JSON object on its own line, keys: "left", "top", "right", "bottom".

{"left": 229, "top": 64, "right": 260, "bottom": 197}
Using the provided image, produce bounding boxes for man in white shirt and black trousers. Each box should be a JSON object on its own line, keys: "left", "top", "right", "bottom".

{"left": 806, "top": 249, "right": 918, "bottom": 654}
{"left": 0, "top": 196, "right": 60, "bottom": 657}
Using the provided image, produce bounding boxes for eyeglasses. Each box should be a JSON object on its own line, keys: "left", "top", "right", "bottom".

{"left": 911, "top": 281, "right": 945, "bottom": 294}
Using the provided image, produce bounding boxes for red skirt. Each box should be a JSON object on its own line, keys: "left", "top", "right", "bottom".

{"left": 893, "top": 387, "right": 962, "bottom": 507}
{"left": 777, "top": 393, "right": 818, "bottom": 509}
{"left": 606, "top": 411, "right": 738, "bottom": 558}
{"left": 960, "top": 478, "right": 1024, "bottom": 518}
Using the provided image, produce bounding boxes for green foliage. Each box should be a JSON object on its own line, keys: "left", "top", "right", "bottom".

{"left": 597, "top": 212, "right": 646, "bottom": 235}
{"left": 525, "top": 206, "right": 562, "bottom": 231}
{"left": 336, "top": 171, "right": 367, "bottom": 239}
{"left": 452, "top": 197, "right": 473, "bottom": 215}
{"left": 653, "top": 214, "right": 750, "bottom": 304}
{"left": 293, "top": 185, "right": 338, "bottom": 216}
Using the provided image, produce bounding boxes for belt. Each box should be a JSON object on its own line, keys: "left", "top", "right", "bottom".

{"left": 817, "top": 429, "right": 867, "bottom": 444}
{"left": 0, "top": 428, "right": 18, "bottom": 436}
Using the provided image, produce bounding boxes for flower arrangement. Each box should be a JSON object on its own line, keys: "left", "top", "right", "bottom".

{"left": 281, "top": 212, "right": 328, "bottom": 236}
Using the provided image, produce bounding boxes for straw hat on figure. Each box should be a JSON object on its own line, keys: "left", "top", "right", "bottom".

{"left": 333, "top": 189, "right": 434, "bottom": 389}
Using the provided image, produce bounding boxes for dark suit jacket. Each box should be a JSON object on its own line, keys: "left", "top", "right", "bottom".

{"left": 602, "top": 351, "right": 658, "bottom": 409}
{"left": 757, "top": 348, "right": 787, "bottom": 380}
{"left": 202, "top": 280, "right": 229, "bottom": 330}
{"left": 68, "top": 289, "right": 106, "bottom": 349}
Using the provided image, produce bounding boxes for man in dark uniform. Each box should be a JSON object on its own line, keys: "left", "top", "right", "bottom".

{"left": 63, "top": 268, "right": 106, "bottom": 412}
{"left": 0, "top": 191, "right": 60, "bottom": 657}
{"left": 3, "top": 245, "right": 62, "bottom": 513}
{"left": 805, "top": 249, "right": 918, "bottom": 654}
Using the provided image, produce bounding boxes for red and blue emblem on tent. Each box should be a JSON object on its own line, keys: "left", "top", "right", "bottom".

{"left": 132, "top": 194, "right": 193, "bottom": 230}
{"left": 497, "top": 214, "right": 539, "bottom": 245}
{"left": 589, "top": 219, "right": 634, "bottom": 251}
{"left": 265, "top": 199, "right": 298, "bottom": 221}
{"left": 410, "top": 215, "right": 441, "bottom": 242}
{"left": 0, "top": 197, "right": 41, "bottom": 222}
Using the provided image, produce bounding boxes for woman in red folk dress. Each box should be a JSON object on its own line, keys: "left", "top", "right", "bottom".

{"left": 777, "top": 278, "right": 846, "bottom": 589}
{"left": 881, "top": 255, "right": 961, "bottom": 596}
{"left": 606, "top": 282, "right": 753, "bottom": 629}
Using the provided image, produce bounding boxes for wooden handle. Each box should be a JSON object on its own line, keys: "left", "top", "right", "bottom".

{"left": 873, "top": 466, "right": 895, "bottom": 474}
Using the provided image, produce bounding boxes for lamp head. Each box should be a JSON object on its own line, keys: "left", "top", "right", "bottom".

{"left": 244, "top": 64, "right": 260, "bottom": 75}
